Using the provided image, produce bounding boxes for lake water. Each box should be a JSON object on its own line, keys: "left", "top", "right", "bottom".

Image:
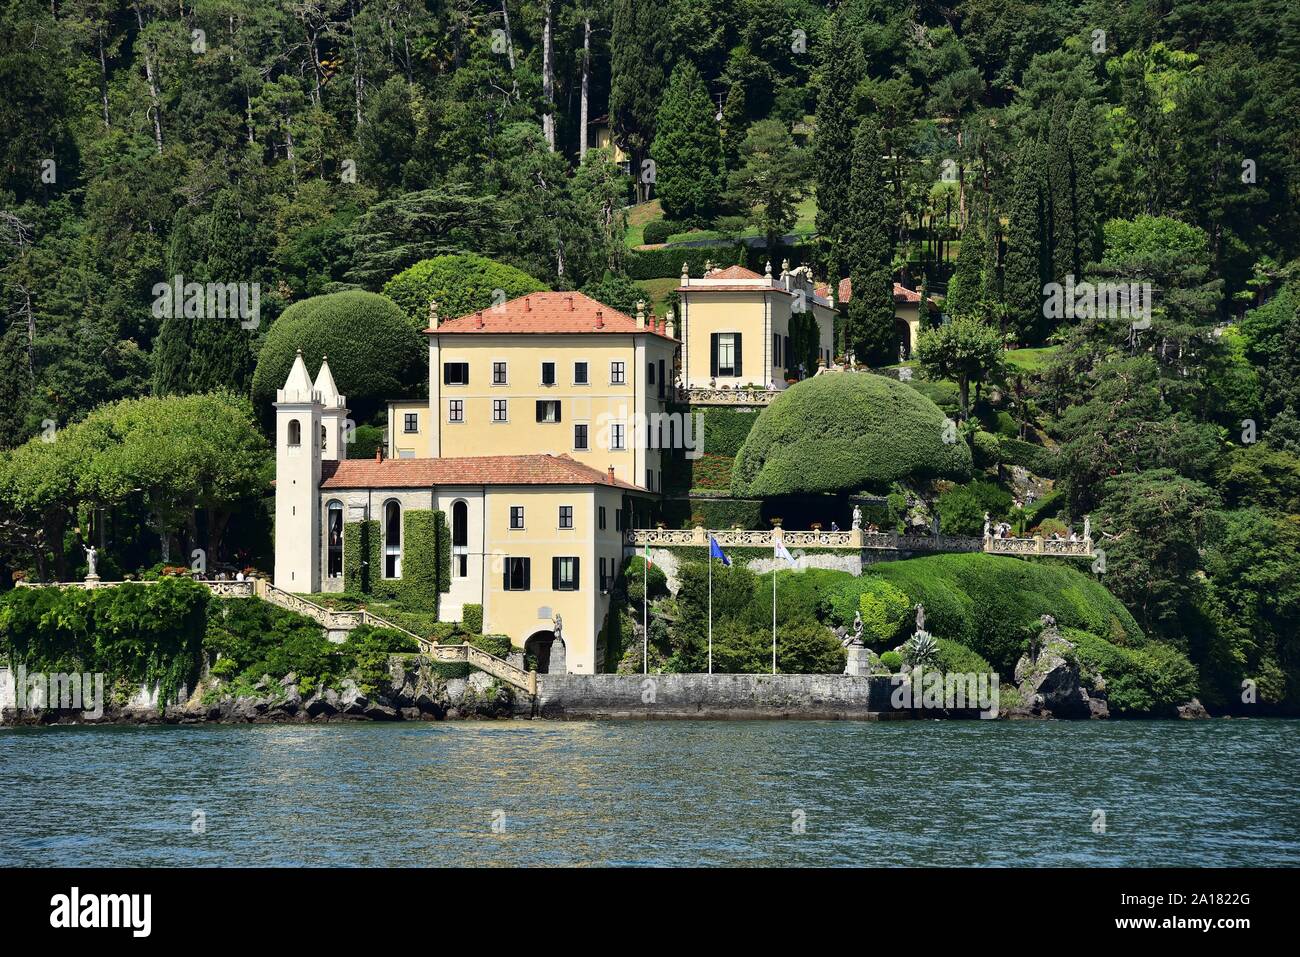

{"left": 2, "top": 720, "right": 1297, "bottom": 867}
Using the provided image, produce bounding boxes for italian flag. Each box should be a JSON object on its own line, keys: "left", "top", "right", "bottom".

{"left": 643, "top": 543, "right": 653, "bottom": 569}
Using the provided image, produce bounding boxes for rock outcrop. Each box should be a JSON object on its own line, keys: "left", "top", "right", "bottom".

{"left": 1014, "top": 615, "right": 1109, "bottom": 719}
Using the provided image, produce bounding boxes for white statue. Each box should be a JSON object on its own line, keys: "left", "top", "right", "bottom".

{"left": 851, "top": 506, "right": 862, "bottom": 531}
{"left": 552, "top": 612, "right": 563, "bottom": 642}
{"left": 84, "top": 545, "right": 98, "bottom": 579}
{"left": 983, "top": 512, "right": 991, "bottom": 538}
{"left": 914, "top": 602, "right": 926, "bottom": 635}
{"left": 1083, "top": 514, "right": 1091, "bottom": 541}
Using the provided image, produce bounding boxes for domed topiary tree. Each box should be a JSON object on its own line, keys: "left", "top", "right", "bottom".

{"left": 251, "top": 291, "right": 425, "bottom": 418}
{"left": 730, "top": 373, "right": 971, "bottom": 497}
{"left": 381, "top": 253, "right": 548, "bottom": 328}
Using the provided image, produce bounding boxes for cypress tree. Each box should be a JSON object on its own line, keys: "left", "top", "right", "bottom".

{"left": 1004, "top": 140, "right": 1047, "bottom": 343}
{"left": 720, "top": 79, "right": 746, "bottom": 175}
{"left": 813, "top": 23, "right": 860, "bottom": 280}
{"left": 1069, "top": 101, "right": 1100, "bottom": 275}
{"left": 946, "top": 198, "right": 984, "bottom": 319}
{"left": 152, "top": 207, "right": 201, "bottom": 396}
{"left": 188, "top": 191, "right": 256, "bottom": 393}
{"left": 1047, "top": 97, "right": 1075, "bottom": 284}
{"left": 651, "top": 62, "right": 723, "bottom": 223}
{"left": 610, "top": 0, "right": 668, "bottom": 203}
{"left": 842, "top": 118, "right": 897, "bottom": 364}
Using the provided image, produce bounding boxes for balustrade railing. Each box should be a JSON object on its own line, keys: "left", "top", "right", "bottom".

{"left": 626, "top": 527, "right": 1094, "bottom": 559}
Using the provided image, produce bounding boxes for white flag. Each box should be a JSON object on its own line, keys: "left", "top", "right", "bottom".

{"left": 774, "top": 539, "right": 796, "bottom": 566}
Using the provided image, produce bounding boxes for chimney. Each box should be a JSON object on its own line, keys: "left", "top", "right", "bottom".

{"left": 635, "top": 299, "right": 646, "bottom": 330}
{"left": 565, "top": 295, "right": 574, "bottom": 311}
{"left": 375, "top": 447, "right": 382, "bottom": 462}
{"left": 474, "top": 311, "right": 484, "bottom": 329}
{"left": 606, "top": 466, "right": 615, "bottom": 484}
{"left": 524, "top": 297, "right": 531, "bottom": 312}
{"left": 427, "top": 299, "right": 439, "bottom": 330}
{"left": 595, "top": 309, "right": 604, "bottom": 329}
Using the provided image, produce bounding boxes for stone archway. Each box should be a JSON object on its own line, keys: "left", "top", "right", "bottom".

{"left": 525, "top": 630, "right": 565, "bottom": 674}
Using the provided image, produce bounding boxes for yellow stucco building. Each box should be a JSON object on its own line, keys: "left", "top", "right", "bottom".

{"left": 277, "top": 294, "right": 668, "bottom": 674}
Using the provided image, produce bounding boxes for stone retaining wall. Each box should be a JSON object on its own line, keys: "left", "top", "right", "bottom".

{"left": 530, "top": 673, "right": 906, "bottom": 720}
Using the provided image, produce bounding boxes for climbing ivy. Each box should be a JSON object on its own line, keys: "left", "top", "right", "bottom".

{"left": 347, "top": 510, "right": 449, "bottom": 614}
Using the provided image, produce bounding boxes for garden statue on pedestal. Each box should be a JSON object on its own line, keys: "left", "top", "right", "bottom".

{"left": 842, "top": 611, "right": 873, "bottom": 677}
{"left": 851, "top": 506, "right": 862, "bottom": 531}
{"left": 84, "top": 545, "right": 99, "bottom": 583}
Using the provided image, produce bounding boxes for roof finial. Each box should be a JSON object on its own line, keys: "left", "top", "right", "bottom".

{"left": 765, "top": 259, "right": 773, "bottom": 277}
{"left": 428, "top": 299, "right": 439, "bottom": 329}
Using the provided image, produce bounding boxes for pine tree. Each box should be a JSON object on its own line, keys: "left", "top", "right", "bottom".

{"left": 188, "top": 191, "right": 257, "bottom": 394}
{"left": 841, "top": 119, "right": 897, "bottom": 364}
{"left": 1004, "top": 140, "right": 1048, "bottom": 343}
{"left": 946, "top": 193, "right": 985, "bottom": 319}
{"left": 814, "top": 23, "right": 860, "bottom": 280}
{"left": 651, "top": 62, "right": 723, "bottom": 223}
{"left": 610, "top": 0, "right": 668, "bottom": 203}
{"left": 720, "top": 79, "right": 746, "bottom": 175}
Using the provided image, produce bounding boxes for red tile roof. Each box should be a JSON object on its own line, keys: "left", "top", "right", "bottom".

{"left": 428, "top": 291, "right": 676, "bottom": 340}
{"left": 814, "top": 279, "right": 936, "bottom": 307}
{"left": 705, "top": 265, "right": 764, "bottom": 280}
{"left": 320, "top": 453, "right": 645, "bottom": 491}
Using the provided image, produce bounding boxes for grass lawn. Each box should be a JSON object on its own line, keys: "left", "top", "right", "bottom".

{"left": 635, "top": 277, "right": 679, "bottom": 314}
{"left": 624, "top": 199, "right": 663, "bottom": 247}
{"left": 1003, "top": 346, "right": 1060, "bottom": 373}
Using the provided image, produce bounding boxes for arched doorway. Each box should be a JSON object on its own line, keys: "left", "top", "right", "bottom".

{"left": 894, "top": 318, "right": 913, "bottom": 361}
{"left": 525, "top": 630, "right": 566, "bottom": 674}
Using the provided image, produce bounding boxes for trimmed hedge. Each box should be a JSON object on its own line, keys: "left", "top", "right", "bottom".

{"left": 463, "top": 603, "right": 483, "bottom": 634}
{"left": 251, "top": 291, "right": 425, "bottom": 414}
{"left": 862, "top": 553, "right": 1144, "bottom": 674}
{"left": 381, "top": 254, "right": 547, "bottom": 328}
{"left": 935, "top": 637, "right": 996, "bottom": 676}
{"left": 732, "top": 373, "right": 972, "bottom": 496}
{"left": 697, "top": 407, "right": 760, "bottom": 457}
{"left": 661, "top": 497, "right": 764, "bottom": 529}
{"left": 904, "top": 379, "right": 961, "bottom": 412}
{"left": 998, "top": 437, "right": 1059, "bottom": 478}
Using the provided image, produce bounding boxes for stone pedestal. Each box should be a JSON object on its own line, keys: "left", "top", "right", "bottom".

{"left": 84, "top": 575, "right": 101, "bottom": 588}
{"left": 844, "top": 644, "right": 872, "bottom": 677}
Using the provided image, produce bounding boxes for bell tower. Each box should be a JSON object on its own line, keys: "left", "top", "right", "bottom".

{"left": 314, "top": 355, "right": 349, "bottom": 461}
{"left": 274, "top": 349, "right": 322, "bottom": 591}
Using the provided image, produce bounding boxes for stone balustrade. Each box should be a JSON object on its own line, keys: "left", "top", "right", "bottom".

{"left": 678, "top": 386, "right": 782, "bottom": 406}
{"left": 626, "top": 526, "right": 1094, "bottom": 559}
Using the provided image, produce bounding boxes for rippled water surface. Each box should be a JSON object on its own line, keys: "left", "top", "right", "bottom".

{"left": 2, "top": 720, "right": 1297, "bottom": 866}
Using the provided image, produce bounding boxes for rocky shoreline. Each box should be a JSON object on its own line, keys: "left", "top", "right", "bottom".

{"left": 1, "top": 657, "right": 521, "bottom": 726}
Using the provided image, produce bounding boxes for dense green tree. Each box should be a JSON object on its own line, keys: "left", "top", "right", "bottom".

{"left": 650, "top": 63, "right": 723, "bottom": 223}
{"left": 382, "top": 254, "right": 548, "bottom": 328}
{"left": 813, "top": 21, "right": 861, "bottom": 279}
{"left": 840, "top": 118, "right": 896, "bottom": 364}
{"left": 725, "top": 119, "right": 810, "bottom": 257}
{"left": 610, "top": 0, "right": 668, "bottom": 203}
{"left": 915, "top": 316, "right": 1004, "bottom": 418}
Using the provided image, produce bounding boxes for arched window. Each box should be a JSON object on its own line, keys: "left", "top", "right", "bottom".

{"left": 320, "top": 424, "right": 328, "bottom": 451}
{"left": 326, "top": 501, "right": 344, "bottom": 578}
{"left": 383, "top": 500, "right": 402, "bottom": 578}
{"left": 451, "top": 500, "right": 469, "bottom": 578}
{"left": 287, "top": 419, "right": 302, "bottom": 446}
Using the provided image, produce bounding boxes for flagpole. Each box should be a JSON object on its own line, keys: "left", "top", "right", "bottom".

{"left": 708, "top": 550, "right": 714, "bottom": 675}
{"left": 642, "top": 548, "right": 648, "bottom": 675}
{"left": 772, "top": 562, "right": 777, "bottom": 675}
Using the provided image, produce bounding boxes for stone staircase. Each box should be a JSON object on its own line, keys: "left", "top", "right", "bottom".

{"left": 253, "top": 581, "right": 536, "bottom": 696}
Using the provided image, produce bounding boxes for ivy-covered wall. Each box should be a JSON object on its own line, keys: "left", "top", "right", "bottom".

{"left": 344, "top": 510, "right": 450, "bottom": 613}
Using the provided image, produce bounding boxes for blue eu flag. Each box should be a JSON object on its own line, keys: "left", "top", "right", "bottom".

{"left": 708, "top": 536, "right": 731, "bottom": 566}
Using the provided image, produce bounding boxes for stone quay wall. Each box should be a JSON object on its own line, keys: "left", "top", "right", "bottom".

{"left": 529, "top": 673, "right": 908, "bottom": 720}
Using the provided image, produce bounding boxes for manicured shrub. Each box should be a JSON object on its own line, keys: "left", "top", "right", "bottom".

{"left": 731, "top": 372, "right": 971, "bottom": 496}
{"left": 858, "top": 579, "right": 912, "bottom": 644}
{"left": 381, "top": 254, "right": 547, "bottom": 328}
{"left": 904, "top": 379, "right": 961, "bottom": 412}
{"left": 999, "top": 437, "right": 1059, "bottom": 477}
{"left": 697, "top": 407, "right": 760, "bottom": 457}
{"left": 863, "top": 553, "right": 1144, "bottom": 673}
{"left": 623, "top": 555, "right": 669, "bottom": 607}
{"left": 251, "top": 291, "right": 424, "bottom": 416}
{"left": 641, "top": 219, "right": 679, "bottom": 245}
{"left": 934, "top": 638, "right": 995, "bottom": 675}
{"left": 937, "top": 480, "right": 1013, "bottom": 535}
{"left": 463, "top": 603, "right": 483, "bottom": 634}
{"left": 971, "top": 429, "right": 999, "bottom": 469}
{"left": 879, "top": 650, "right": 903, "bottom": 672}
{"left": 469, "top": 632, "right": 513, "bottom": 659}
